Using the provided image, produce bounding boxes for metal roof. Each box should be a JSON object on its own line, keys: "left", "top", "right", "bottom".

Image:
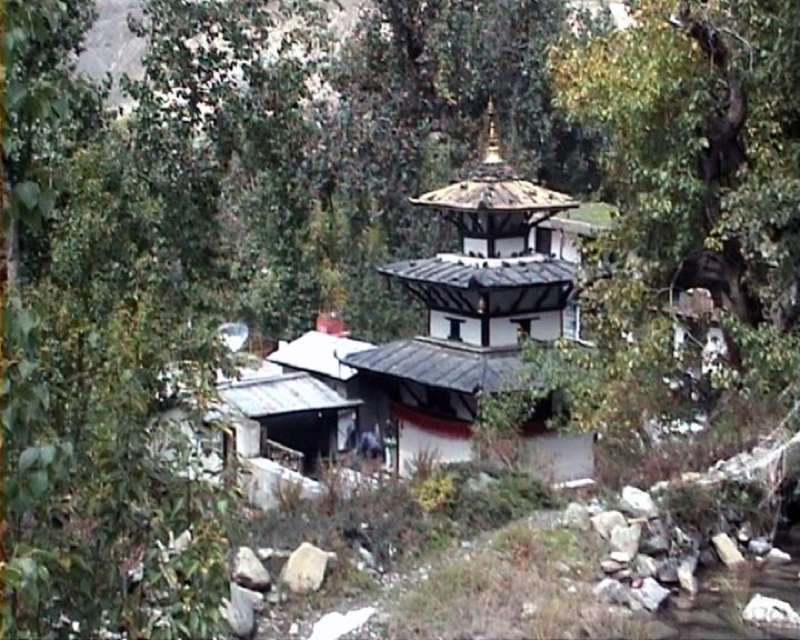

{"left": 267, "top": 331, "right": 375, "bottom": 381}
{"left": 340, "top": 337, "right": 541, "bottom": 394}
{"left": 378, "top": 256, "right": 575, "bottom": 289}
{"left": 217, "top": 371, "right": 361, "bottom": 419}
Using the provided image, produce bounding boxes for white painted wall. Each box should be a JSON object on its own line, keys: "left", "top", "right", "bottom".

{"left": 429, "top": 310, "right": 482, "bottom": 346}
{"left": 528, "top": 228, "right": 582, "bottom": 263}
{"left": 235, "top": 417, "right": 262, "bottom": 458}
{"left": 495, "top": 236, "right": 526, "bottom": 257}
{"left": 490, "top": 311, "right": 562, "bottom": 345}
{"left": 398, "top": 419, "right": 473, "bottom": 476}
{"left": 463, "top": 237, "right": 488, "bottom": 256}
{"left": 523, "top": 432, "right": 595, "bottom": 483}
{"left": 397, "top": 418, "right": 595, "bottom": 483}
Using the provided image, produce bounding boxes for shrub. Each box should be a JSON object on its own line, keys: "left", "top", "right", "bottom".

{"left": 411, "top": 470, "right": 456, "bottom": 513}
{"left": 404, "top": 446, "right": 441, "bottom": 483}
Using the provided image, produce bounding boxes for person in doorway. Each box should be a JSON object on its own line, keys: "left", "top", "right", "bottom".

{"left": 357, "top": 429, "right": 382, "bottom": 461}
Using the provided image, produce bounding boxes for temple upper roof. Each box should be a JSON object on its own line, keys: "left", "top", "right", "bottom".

{"left": 409, "top": 101, "right": 579, "bottom": 214}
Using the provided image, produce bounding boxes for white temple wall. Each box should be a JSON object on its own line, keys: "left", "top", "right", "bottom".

{"left": 495, "top": 236, "right": 527, "bottom": 257}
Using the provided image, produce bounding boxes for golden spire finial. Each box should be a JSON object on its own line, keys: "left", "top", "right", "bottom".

{"left": 483, "top": 98, "right": 504, "bottom": 165}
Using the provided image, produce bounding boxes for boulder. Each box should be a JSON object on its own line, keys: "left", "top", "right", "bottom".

{"left": 711, "top": 533, "right": 745, "bottom": 567}
{"left": 563, "top": 502, "right": 591, "bottom": 530}
{"left": 591, "top": 510, "right": 627, "bottom": 540}
{"left": 619, "top": 486, "right": 658, "bottom": 519}
{"left": 736, "top": 522, "right": 753, "bottom": 543}
{"left": 281, "top": 542, "right": 337, "bottom": 594}
{"left": 742, "top": 594, "right": 800, "bottom": 629}
{"left": 677, "top": 556, "right": 698, "bottom": 596}
{"left": 594, "top": 578, "right": 630, "bottom": 606}
{"left": 747, "top": 538, "right": 772, "bottom": 556}
{"left": 765, "top": 547, "right": 792, "bottom": 564}
{"left": 630, "top": 577, "right": 671, "bottom": 612}
{"left": 257, "top": 548, "right": 293, "bottom": 578}
{"left": 601, "top": 558, "right": 628, "bottom": 574}
{"left": 233, "top": 547, "right": 271, "bottom": 592}
{"left": 656, "top": 559, "right": 679, "bottom": 584}
{"left": 698, "top": 547, "right": 720, "bottom": 569}
{"left": 609, "top": 551, "right": 633, "bottom": 564}
{"left": 633, "top": 554, "right": 658, "bottom": 579}
{"left": 609, "top": 524, "right": 642, "bottom": 563}
{"left": 220, "top": 583, "right": 262, "bottom": 639}
{"left": 639, "top": 519, "right": 670, "bottom": 556}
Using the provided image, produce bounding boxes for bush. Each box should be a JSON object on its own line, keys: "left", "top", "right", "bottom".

{"left": 411, "top": 470, "right": 456, "bottom": 513}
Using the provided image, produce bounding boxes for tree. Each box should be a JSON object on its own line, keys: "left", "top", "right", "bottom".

{"left": 544, "top": 0, "right": 800, "bottom": 435}
{"left": 2, "top": 0, "right": 106, "bottom": 289}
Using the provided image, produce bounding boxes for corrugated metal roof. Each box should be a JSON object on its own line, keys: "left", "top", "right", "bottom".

{"left": 341, "top": 337, "right": 541, "bottom": 394}
{"left": 217, "top": 372, "right": 361, "bottom": 418}
{"left": 267, "top": 331, "right": 375, "bottom": 381}
{"left": 378, "top": 256, "right": 575, "bottom": 289}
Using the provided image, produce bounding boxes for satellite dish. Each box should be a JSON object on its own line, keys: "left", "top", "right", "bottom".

{"left": 218, "top": 322, "right": 249, "bottom": 353}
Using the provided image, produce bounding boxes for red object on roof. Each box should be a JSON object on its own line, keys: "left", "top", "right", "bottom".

{"left": 316, "top": 311, "right": 347, "bottom": 337}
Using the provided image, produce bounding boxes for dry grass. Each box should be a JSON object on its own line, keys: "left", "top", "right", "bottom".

{"left": 272, "top": 476, "right": 305, "bottom": 514}
{"left": 386, "top": 524, "right": 655, "bottom": 640}
{"left": 404, "top": 446, "right": 441, "bottom": 482}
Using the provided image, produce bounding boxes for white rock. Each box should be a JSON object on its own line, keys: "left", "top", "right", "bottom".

{"left": 594, "top": 578, "right": 630, "bottom": 606}
{"left": 563, "top": 502, "right": 591, "bottom": 530}
{"left": 677, "top": 556, "right": 698, "bottom": 595}
{"left": 610, "top": 524, "right": 642, "bottom": 562}
{"left": 619, "top": 486, "right": 658, "bottom": 519}
{"left": 711, "top": 533, "right": 745, "bottom": 567}
{"left": 631, "top": 577, "right": 671, "bottom": 612}
{"left": 233, "top": 547, "right": 272, "bottom": 592}
{"left": 221, "top": 583, "right": 262, "bottom": 639}
{"left": 747, "top": 538, "right": 772, "bottom": 556}
{"left": 290, "top": 622, "right": 299, "bottom": 635}
{"left": 591, "top": 510, "right": 627, "bottom": 540}
{"left": 742, "top": 594, "right": 800, "bottom": 629}
{"left": 281, "top": 542, "right": 337, "bottom": 594}
{"left": 765, "top": 547, "right": 792, "bottom": 564}
{"left": 306, "top": 607, "right": 376, "bottom": 640}
{"left": 609, "top": 551, "right": 632, "bottom": 564}
{"left": 633, "top": 554, "right": 658, "bottom": 578}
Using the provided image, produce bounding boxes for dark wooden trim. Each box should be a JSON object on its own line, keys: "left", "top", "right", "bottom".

{"left": 481, "top": 315, "right": 490, "bottom": 346}
{"left": 508, "top": 289, "right": 528, "bottom": 315}
{"left": 487, "top": 214, "right": 496, "bottom": 258}
{"left": 399, "top": 379, "right": 426, "bottom": 407}
{"left": 463, "top": 229, "right": 531, "bottom": 240}
{"left": 451, "top": 392, "right": 478, "bottom": 421}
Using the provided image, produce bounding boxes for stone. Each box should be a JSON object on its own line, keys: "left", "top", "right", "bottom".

{"left": 357, "top": 545, "right": 376, "bottom": 569}
{"left": 289, "top": 622, "right": 299, "bottom": 635}
{"left": 736, "top": 522, "right": 753, "bottom": 543}
{"left": 594, "top": 578, "right": 630, "bottom": 606}
{"left": 747, "top": 537, "right": 772, "bottom": 556}
{"left": 639, "top": 519, "right": 670, "bottom": 556}
{"left": 742, "top": 594, "right": 800, "bottom": 629}
{"left": 630, "top": 577, "right": 671, "bottom": 612}
{"left": 618, "top": 486, "right": 658, "bottom": 519}
{"left": 609, "top": 524, "right": 642, "bottom": 563}
{"left": 698, "top": 547, "right": 720, "bottom": 569}
{"left": 233, "top": 547, "right": 271, "bottom": 592}
{"left": 601, "top": 558, "right": 628, "bottom": 574}
{"left": 563, "top": 502, "right": 591, "bottom": 530}
{"left": 522, "top": 601, "right": 539, "bottom": 618}
{"left": 591, "top": 510, "right": 627, "bottom": 540}
{"left": 220, "top": 583, "right": 262, "bottom": 639}
{"left": 765, "top": 547, "right": 792, "bottom": 564}
{"left": 656, "top": 559, "right": 679, "bottom": 584}
{"left": 677, "top": 556, "right": 698, "bottom": 595}
{"left": 609, "top": 551, "right": 632, "bottom": 564}
{"left": 281, "top": 542, "right": 337, "bottom": 594}
{"left": 711, "top": 533, "right": 745, "bottom": 567}
{"left": 613, "top": 569, "right": 633, "bottom": 581}
{"left": 587, "top": 498, "right": 604, "bottom": 517}
{"left": 633, "top": 554, "right": 658, "bottom": 578}
{"left": 306, "top": 607, "right": 377, "bottom": 640}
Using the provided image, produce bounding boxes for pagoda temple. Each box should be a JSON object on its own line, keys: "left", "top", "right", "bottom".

{"left": 341, "top": 103, "right": 595, "bottom": 480}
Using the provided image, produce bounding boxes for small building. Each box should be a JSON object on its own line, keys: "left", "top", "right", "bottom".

{"left": 266, "top": 330, "right": 382, "bottom": 450}
{"left": 216, "top": 361, "right": 361, "bottom": 477}
{"left": 341, "top": 103, "right": 595, "bottom": 482}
